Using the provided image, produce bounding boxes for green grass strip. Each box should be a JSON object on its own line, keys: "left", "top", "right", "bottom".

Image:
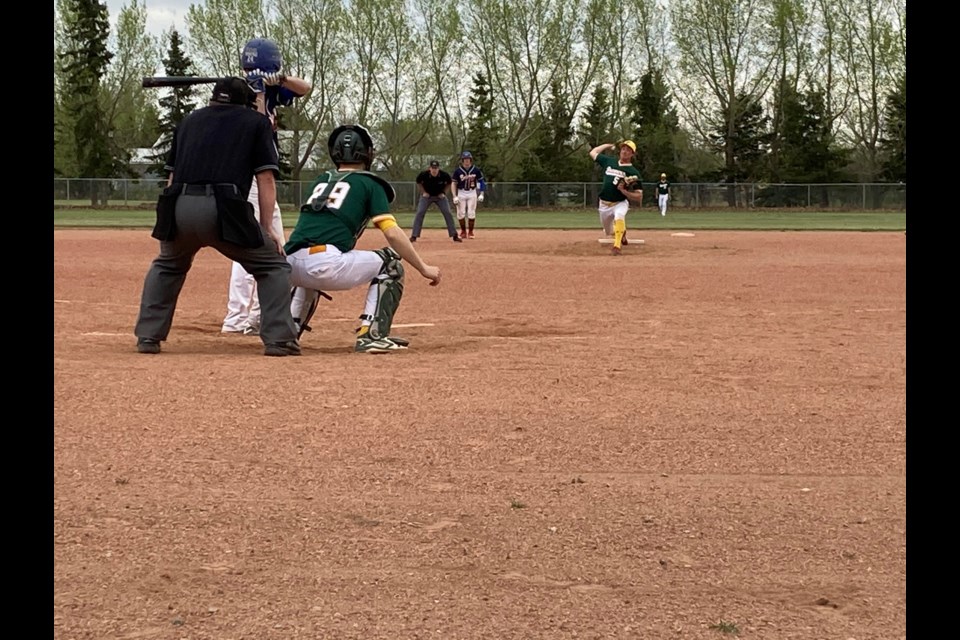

{"left": 53, "top": 208, "right": 905, "bottom": 231}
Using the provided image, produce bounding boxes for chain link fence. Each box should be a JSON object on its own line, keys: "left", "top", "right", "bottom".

{"left": 54, "top": 178, "right": 906, "bottom": 211}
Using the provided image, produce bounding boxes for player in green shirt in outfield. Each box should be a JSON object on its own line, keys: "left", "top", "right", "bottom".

{"left": 286, "top": 124, "right": 442, "bottom": 353}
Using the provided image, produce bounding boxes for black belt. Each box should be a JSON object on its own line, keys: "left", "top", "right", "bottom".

{"left": 180, "top": 183, "right": 239, "bottom": 196}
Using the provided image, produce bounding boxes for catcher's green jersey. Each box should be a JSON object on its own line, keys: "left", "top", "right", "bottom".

{"left": 285, "top": 169, "right": 392, "bottom": 254}
{"left": 595, "top": 154, "right": 642, "bottom": 202}
{"left": 657, "top": 180, "right": 670, "bottom": 195}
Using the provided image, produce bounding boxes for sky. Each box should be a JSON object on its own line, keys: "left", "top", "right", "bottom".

{"left": 104, "top": 0, "right": 189, "bottom": 37}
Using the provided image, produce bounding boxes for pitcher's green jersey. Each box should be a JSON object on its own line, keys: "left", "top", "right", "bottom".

{"left": 595, "top": 155, "right": 642, "bottom": 202}
{"left": 285, "top": 170, "right": 393, "bottom": 254}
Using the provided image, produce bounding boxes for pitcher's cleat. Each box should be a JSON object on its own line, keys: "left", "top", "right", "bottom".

{"left": 611, "top": 246, "right": 622, "bottom": 256}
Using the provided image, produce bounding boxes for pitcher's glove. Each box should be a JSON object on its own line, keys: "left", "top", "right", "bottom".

{"left": 619, "top": 176, "right": 642, "bottom": 191}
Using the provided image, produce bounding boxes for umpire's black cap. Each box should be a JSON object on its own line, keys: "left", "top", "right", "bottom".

{"left": 211, "top": 76, "right": 256, "bottom": 107}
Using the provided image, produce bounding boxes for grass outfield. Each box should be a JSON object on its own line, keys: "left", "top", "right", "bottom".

{"left": 53, "top": 208, "right": 906, "bottom": 231}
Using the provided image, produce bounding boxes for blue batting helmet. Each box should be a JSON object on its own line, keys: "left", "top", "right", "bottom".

{"left": 241, "top": 38, "right": 283, "bottom": 73}
{"left": 461, "top": 151, "right": 473, "bottom": 159}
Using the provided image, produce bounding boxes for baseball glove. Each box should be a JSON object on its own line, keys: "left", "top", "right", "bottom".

{"left": 619, "top": 176, "right": 642, "bottom": 191}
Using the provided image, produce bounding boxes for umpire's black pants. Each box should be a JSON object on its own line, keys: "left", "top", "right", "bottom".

{"left": 134, "top": 193, "right": 299, "bottom": 346}
{"left": 410, "top": 195, "right": 458, "bottom": 239}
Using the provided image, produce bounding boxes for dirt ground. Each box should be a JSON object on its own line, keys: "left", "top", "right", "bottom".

{"left": 53, "top": 228, "right": 906, "bottom": 640}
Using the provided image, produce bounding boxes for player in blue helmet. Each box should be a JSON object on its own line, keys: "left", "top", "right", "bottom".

{"left": 450, "top": 151, "right": 486, "bottom": 239}
{"left": 221, "top": 38, "right": 313, "bottom": 336}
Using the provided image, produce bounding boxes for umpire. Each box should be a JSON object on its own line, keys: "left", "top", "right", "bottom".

{"left": 133, "top": 77, "right": 301, "bottom": 357}
{"left": 409, "top": 160, "right": 462, "bottom": 243}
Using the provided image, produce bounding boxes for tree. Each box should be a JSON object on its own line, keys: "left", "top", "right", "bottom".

{"left": 519, "top": 78, "right": 580, "bottom": 203}
{"left": 104, "top": 0, "right": 161, "bottom": 176}
{"left": 579, "top": 85, "right": 615, "bottom": 149}
{"left": 879, "top": 74, "right": 905, "bottom": 183}
{"left": 578, "top": 85, "right": 616, "bottom": 197}
{"left": 708, "top": 92, "right": 772, "bottom": 203}
{"left": 759, "top": 82, "right": 848, "bottom": 206}
{"left": 671, "top": 0, "right": 778, "bottom": 195}
{"left": 147, "top": 29, "right": 198, "bottom": 179}
{"left": 834, "top": 0, "right": 904, "bottom": 182}
{"left": 272, "top": 0, "right": 349, "bottom": 180}
{"left": 468, "top": 0, "right": 587, "bottom": 179}
{"left": 464, "top": 73, "right": 499, "bottom": 180}
{"left": 58, "top": 0, "right": 115, "bottom": 205}
{"left": 628, "top": 70, "right": 682, "bottom": 193}
{"left": 765, "top": 0, "right": 813, "bottom": 181}
{"left": 185, "top": 0, "right": 267, "bottom": 75}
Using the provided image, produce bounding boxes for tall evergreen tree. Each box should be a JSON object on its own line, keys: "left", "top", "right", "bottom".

{"left": 520, "top": 79, "right": 578, "bottom": 183}
{"left": 578, "top": 85, "right": 615, "bottom": 192}
{"left": 147, "top": 29, "right": 197, "bottom": 179}
{"left": 628, "top": 70, "right": 682, "bottom": 202}
{"left": 761, "top": 83, "right": 848, "bottom": 205}
{"left": 879, "top": 74, "right": 906, "bottom": 183}
{"left": 464, "top": 73, "right": 498, "bottom": 179}
{"left": 708, "top": 93, "right": 772, "bottom": 204}
{"left": 59, "top": 0, "right": 114, "bottom": 204}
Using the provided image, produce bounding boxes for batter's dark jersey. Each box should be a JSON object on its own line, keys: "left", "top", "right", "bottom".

{"left": 164, "top": 104, "right": 278, "bottom": 199}
{"left": 416, "top": 170, "right": 453, "bottom": 196}
{"left": 263, "top": 85, "right": 304, "bottom": 145}
{"left": 285, "top": 170, "right": 393, "bottom": 254}
{"left": 595, "top": 154, "right": 642, "bottom": 203}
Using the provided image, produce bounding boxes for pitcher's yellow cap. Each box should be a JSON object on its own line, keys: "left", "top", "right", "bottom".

{"left": 619, "top": 140, "right": 637, "bottom": 152}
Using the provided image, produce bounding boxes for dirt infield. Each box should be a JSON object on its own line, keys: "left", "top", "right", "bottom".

{"left": 53, "top": 229, "right": 906, "bottom": 640}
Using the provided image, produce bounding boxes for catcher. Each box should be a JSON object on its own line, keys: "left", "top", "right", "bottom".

{"left": 588, "top": 140, "right": 644, "bottom": 255}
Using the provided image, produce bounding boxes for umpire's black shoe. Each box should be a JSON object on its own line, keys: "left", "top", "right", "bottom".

{"left": 452, "top": 235, "right": 463, "bottom": 243}
{"left": 264, "top": 340, "right": 301, "bottom": 357}
{"left": 137, "top": 338, "right": 161, "bottom": 354}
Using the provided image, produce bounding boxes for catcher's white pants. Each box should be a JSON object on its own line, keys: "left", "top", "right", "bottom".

{"left": 456, "top": 190, "right": 478, "bottom": 220}
{"left": 598, "top": 199, "right": 629, "bottom": 236}
{"left": 221, "top": 177, "right": 285, "bottom": 332}
{"left": 287, "top": 244, "right": 390, "bottom": 324}
{"left": 658, "top": 194, "right": 669, "bottom": 216}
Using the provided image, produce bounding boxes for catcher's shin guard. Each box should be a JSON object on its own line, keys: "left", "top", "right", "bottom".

{"left": 366, "top": 248, "right": 405, "bottom": 339}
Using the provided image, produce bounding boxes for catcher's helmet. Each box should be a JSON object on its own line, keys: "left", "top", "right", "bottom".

{"left": 328, "top": 124, "right": 376, "bottom": 169}
{"left": 241, "top": 38, "right": 283, "bottom": 73}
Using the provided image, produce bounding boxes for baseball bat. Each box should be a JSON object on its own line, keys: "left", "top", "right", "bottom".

{"left": 141, "top": 76, "right": 223, "bottom": 89}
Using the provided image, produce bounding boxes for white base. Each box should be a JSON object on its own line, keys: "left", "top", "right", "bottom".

{"left": 598, "top": 238, "right": 645, "bottom": 245}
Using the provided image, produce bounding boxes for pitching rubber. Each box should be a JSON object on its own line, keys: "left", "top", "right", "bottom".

{"left": 598, "top": 238, "right": 645, "bottom": 245}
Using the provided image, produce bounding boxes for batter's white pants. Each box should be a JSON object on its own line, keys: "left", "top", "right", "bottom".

{"left": 658, "top": 194, "right": 669, "bottom": 216}
{"left": 456, "top": 190, "right": 478, "bottom": 220}
{"left": 287, "top": 244, "right": 390, "bottom": 326}
{"left": 221, "top": 177, "right": 285, "bottom": 332}
{"left": 598, "top": 199, "right": 629, "bottom": 236}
